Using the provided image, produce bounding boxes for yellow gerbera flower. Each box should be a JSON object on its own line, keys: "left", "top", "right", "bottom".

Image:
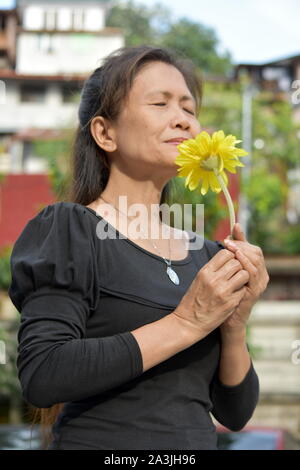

{"left": 174, "top": 130, "right": 248, "bottom": 237}
{"left": 175, "top": 130, "right": 248, "bottom": 195}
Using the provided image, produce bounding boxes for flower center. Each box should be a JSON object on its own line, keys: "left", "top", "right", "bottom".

{"left": 200, "top": 154, "right": 220, "bottom": 171}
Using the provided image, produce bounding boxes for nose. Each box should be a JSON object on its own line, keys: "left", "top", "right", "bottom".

{"left": 170, "top": 107, "right": 190, "bottom": 130}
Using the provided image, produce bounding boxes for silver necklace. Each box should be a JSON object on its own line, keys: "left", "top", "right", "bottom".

{"left": 98, "top": 195, "right": 180, "bottom": 285}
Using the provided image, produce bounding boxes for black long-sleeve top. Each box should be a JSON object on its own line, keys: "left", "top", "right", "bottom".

{"left": 8, "top": 201, "right": 259, "bottom": 450}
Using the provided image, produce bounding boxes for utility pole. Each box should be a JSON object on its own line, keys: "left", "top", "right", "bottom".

{"left": 238, "top": 71, "right": 255, "bottom": 240}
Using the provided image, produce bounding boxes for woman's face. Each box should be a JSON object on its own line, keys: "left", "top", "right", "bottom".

{"left": 107, "top": 61, "right": 202, "bottom": 178}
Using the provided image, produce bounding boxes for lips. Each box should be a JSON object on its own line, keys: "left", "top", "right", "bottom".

{"left": 165, "top": 138, "right": 188, "bottom": 144}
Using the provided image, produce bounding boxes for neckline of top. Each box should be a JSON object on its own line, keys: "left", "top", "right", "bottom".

{"left": 73, "top": 202, "right": 193, "bottom": 265}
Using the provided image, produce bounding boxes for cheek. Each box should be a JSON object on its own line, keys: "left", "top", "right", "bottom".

{"left": 193, "top": 120, "right": 201, "bottom": 135}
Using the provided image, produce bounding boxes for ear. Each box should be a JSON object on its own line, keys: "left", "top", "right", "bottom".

{"left": 90, "top": 116, "right": 117, "bottom": 153}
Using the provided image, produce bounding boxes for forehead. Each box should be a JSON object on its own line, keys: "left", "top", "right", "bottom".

{"left": 131, "top": 61, "right": 194, "bottom": 101}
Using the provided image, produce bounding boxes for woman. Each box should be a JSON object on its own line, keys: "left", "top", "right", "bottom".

{"left": 8, "top": 45, "right": 269, "bottom": 450}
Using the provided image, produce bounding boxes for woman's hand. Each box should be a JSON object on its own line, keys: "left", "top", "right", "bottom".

{"left": 220, "top": 223, "right": 270, "bottom": 332}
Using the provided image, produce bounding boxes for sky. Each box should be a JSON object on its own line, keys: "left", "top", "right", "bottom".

{"left": 1, "top": 0, "right": 300, "bottom": 64}
{"left": 139, "top": 0, "right": 300, "bottom": 64}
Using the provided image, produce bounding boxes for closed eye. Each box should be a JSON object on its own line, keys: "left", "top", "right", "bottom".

{"left": 153, "top": 103, "right": 195, "bottom": 116}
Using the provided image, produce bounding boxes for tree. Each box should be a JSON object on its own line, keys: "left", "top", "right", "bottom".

{"left": 106, "top": 0, "right": 233, "bottom": 76}
{"left": 106, "top": 0, "right": 170, "bottom": 46}
{"left": 245, "top": 92, "right": 300, "bottom": 253}
{"left": 158, "top": 17, "right": 232, "bottom": 76}
{"left": 201, "top": 80, "right": 300, "bottom": 254}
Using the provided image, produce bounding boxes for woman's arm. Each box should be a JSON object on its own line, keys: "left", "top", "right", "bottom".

{"left": 209, "top": 327, "right": 260, "bottom": 432}
{"left": 218, "top": 326, "right": 251, "bottom": 386}
{"left": 130, "top": 312, "right": 206, "bottom": 373}
{"left": 17, "top": 299, "right": 205, "bottom": 408}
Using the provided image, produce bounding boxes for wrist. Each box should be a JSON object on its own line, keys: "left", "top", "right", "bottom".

{"left": 171, "top": 310, "right": 206, "bottom": 343}
{"left": 220, "top": 324, "right": 247, "bottom": 345}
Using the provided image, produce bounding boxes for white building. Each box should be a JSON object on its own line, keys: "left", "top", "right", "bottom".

{"left": 0, "top": 0, "right": 124, "bottom": 173}
{"left": 16, "top": 0, "right": 122, "bottom": 75}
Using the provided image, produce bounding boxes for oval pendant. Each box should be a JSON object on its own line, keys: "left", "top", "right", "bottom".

{"left": 166, "top": 266, "right": 180, "bottom": 285}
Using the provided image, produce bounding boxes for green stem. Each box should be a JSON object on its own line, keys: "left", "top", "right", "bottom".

{"left": 213, "top": 169, "right": 236, "bottom": 238}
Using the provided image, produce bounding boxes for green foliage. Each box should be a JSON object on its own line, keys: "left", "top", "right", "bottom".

{"left": 245, "top": 166, "right": 284, "bottom": 216}
{"left": 157, "top": 17, "right": 232, "bottom": 76}
{"left": 33, "top": 132, "right": 73, "bottom": 201}
{"left": 0, "top": 245, "right": 13, "bottom": 290}
{"left": 106, "top": 0, "right": 158, "bottom": 46}
{"left": 279, "top": 225, "right": 300, "bottom": 254}
{"left": 201, "top": 80, "right": 300, "bottom": 254}
{"left": 166, "top": 177, "right": 227, "bottom": 240}
{"left": 0, "top": 318, "right": 21, "bottom": 400}
{"left": 252, "top": 93, "right": 300, "bottom": 169}
{"left": 245, "top": 92, "right": 300, "bottom": 253}
{"left": 201, "top": 80, "right": 243, "bottom": 134}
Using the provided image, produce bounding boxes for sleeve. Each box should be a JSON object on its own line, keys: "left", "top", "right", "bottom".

{"left": 205, "top": 239, "right": 226, "bottom": 257}
{"left": 8, "top": 202, "right": 144, "bottom": 409}
{"left": 209, "top": 346, "right": 260, "bottom": 432}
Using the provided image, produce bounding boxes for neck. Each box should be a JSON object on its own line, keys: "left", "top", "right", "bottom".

{"left": 97, "top": 167, "right": 170, "bottom": 229}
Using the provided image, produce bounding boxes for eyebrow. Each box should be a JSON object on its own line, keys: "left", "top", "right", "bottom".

{"left": 145, "top": 90, "right": 195, "bottom": 104}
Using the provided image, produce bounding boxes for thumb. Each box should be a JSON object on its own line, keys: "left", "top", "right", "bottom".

{"left": 233, "top": 223, "right": 247, "bottom": 241}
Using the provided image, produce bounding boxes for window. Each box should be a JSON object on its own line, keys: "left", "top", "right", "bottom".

{"left": 44, "top": 9, "right": 58, "bottom": 30}
{"left": 72, "top": 9, "right": 85, "bottom": 30}
{"left": 23, "top": 6, "right": 44, "bottom": 30}
{"left": 20, "top": 84, "right": 46, "bottom": 103}
{"left": 37, "top": 34, "right": 55, "bottom": 54}
{"left": 57, "top": 8, "right": 72, "bottom": 30}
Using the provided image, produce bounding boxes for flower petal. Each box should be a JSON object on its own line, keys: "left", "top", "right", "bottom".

{"left": 209, "top": 171, "right": 222, "bottom": 193}
{"left": 200, "top": 175, "right": 210, "bottom": 195}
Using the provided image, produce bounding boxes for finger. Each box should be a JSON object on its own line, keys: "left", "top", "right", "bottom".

{"left": 235, "top": 249, "right": 257, "bottom": 280}
{"left": 223, "top": 239, "right": 239, "bottom": 253}
{"left": 220, "top": 257, "right": 243, "bottom": 280}
{"left": 224, "top": 239, "right": 261, "bottom": 266}
{"left": 206, "top": 247, "right": 236, "bottom": 272}
{"left": 232, "top": 223, "right": 247, "bottom": 242}
{"left": 228, "top": 269, "right": 249, "bottom": 292}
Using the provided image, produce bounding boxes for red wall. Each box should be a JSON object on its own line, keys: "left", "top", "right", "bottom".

{"left": 0, "top": 174, "right": 56, "bottom": 248}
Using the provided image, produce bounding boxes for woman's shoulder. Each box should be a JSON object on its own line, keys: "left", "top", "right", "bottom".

{"left": 24, "top": 201, "right": 99, "bottom": 235}
{"left": 9, "top": 201, "right": 100, "bottom": 312}
{"left": 34, "top": 201, "right": 92, "bottom": 219}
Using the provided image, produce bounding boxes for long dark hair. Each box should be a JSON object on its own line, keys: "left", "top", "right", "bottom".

{"left": 29, "top": 44, "right": 203, "bottom": 450}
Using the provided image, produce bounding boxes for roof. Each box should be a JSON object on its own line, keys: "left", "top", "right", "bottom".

{"left": 237, "top": 53, "right": 300, "bottom": 69}
{"left": 17, "top": 0, "right": 112, "bottom": 4}
{"left": 0, "top": 69, "right": 88, "bottom": 81}
{"left": 16, "top": 26, "right": 123, "bottom": 35}
{"left": 12, "top": 127, "right": 72, "bottom": 141}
